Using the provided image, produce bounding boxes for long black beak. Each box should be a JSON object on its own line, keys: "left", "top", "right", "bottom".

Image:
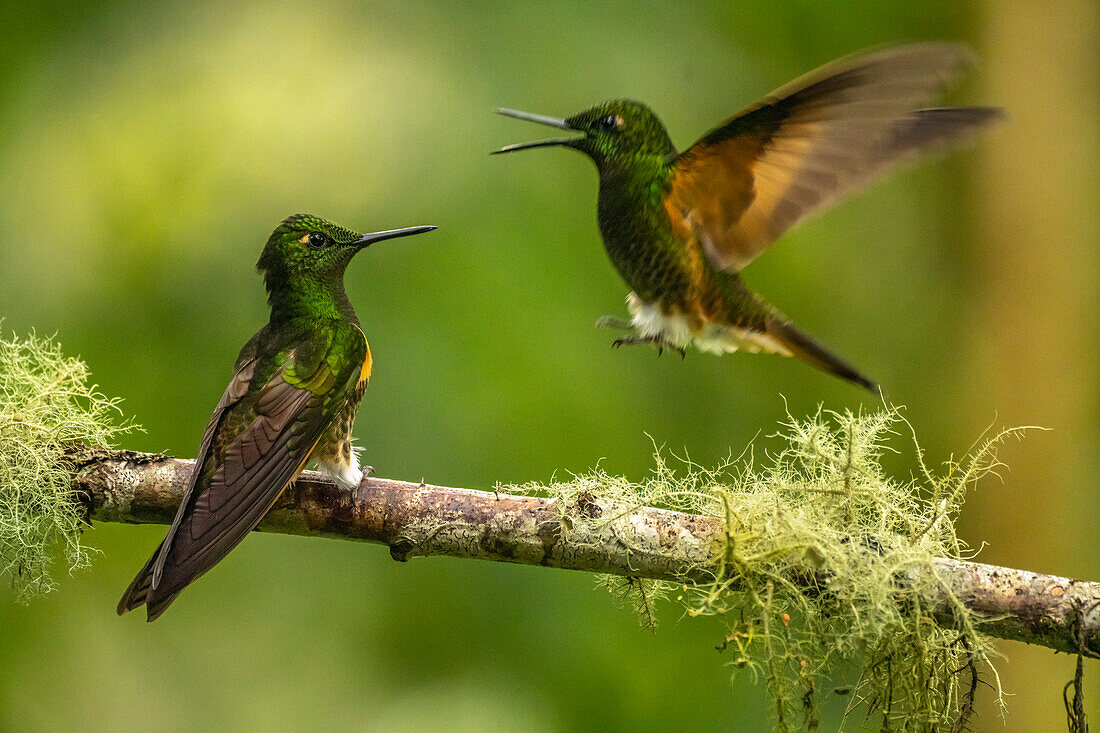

{"left": 351, "top": 225, "right": 436, "bottom": 248}
{"left": 492, "top": 107, "right": 580, "bottom": 154}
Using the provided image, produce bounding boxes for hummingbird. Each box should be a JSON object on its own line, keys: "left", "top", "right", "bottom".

{"left": 117, "top": 214, "right": 435, "bottom": 621}
{"left": 493, "top": 43, "right": 1001, "bottom": 391}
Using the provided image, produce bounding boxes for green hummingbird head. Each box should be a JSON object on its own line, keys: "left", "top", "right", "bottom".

{"left": 257, "top": 214, "right": 435, "bottom": 320}
{"left": 493, "top": 100, "right": 676, "bottom": 170}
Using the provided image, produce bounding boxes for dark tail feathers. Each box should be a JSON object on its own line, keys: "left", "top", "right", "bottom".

{"left": 117, "top": 540, "right": 181, "bottom": 621}
{"left": 765, "top": 318, "right": 878, "bottom": 394}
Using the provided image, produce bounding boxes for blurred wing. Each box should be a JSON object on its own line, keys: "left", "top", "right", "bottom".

{"left": 667, "top": 43, "right": 1000, "bottom": 272}
{"left": 119, "top": 329, "right": 366, "bottom": 620}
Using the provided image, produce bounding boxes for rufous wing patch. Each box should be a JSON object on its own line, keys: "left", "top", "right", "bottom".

{"left": 672, "top": 43, "right": 983, "bottom": 273}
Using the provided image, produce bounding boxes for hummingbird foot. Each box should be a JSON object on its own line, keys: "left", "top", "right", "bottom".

{"left": 595, "top": 315, "right": 634, "bottom": 331}
{"left": 612, "top": 335, "right": 686, "bottom": 359}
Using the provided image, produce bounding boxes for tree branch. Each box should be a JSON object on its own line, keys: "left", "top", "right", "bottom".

{"left": 75, "top": 449, "right": 1100, "bottom": 658}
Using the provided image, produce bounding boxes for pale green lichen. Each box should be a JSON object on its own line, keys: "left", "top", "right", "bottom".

{"left": 512, "top": 407, "right": 1025, "bottom": 732}
{"left": 0, "top": 330, "right": 135, "bottom": 602}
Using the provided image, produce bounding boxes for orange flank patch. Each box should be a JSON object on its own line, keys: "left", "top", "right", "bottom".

{"left": 358, "top": 343, "right": 373, "bottom": 387}
{"left": 351, "top": 324, "right": 372, "bottom": 388}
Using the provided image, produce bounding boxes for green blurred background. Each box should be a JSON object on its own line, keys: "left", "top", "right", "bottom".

{"left": 1, "top": 1, "right": 1096, "bottom": 730}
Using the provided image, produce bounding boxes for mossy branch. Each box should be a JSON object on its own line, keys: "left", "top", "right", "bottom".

{"left": 4, "top": 331, "right": 1094, "bottom": 729}
{"left": 75, "top": 449, "right": 1100, "bottom": 658}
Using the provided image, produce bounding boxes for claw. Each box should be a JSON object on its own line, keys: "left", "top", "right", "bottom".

{"left": 596, "top": 315, "right": 634, "bottom": 331}
{"left": 610, "top": 334, "right": 684, "bottom": 358}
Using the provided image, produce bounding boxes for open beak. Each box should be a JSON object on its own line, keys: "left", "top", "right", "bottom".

{"left": 492, "top": 107, "right": 581, "bottom": 154}
{"left": 351, "top": 225, "right": 436, "bottom": 249}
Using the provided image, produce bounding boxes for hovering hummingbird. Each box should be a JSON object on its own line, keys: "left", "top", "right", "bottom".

{"left": 494, "top": 43, "right": 1001, "bottom": 391}
{"left": 118, "top": 214, "right": 435, "bottom": 620}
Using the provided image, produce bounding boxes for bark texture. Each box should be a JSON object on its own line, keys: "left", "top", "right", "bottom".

{"left": 75, "top": 449, "right": 1100, "bottom": 658}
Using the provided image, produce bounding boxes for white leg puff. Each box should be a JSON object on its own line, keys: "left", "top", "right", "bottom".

{"left": 315, "top": 444, "right": 364, "bottom": 490}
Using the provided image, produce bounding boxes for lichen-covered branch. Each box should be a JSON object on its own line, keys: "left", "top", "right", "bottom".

{"left": 75, "top": 449, "right": 1100, "bottom": 658}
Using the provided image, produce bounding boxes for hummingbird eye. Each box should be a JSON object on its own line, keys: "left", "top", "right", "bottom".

{"left": 593, "top": 114, "right": 622, "bottom": 133}
{"left": 307, "top": 232, "right": 327, "bottom": 249}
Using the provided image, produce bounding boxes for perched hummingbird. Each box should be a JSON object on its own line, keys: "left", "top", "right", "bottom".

{"left": 118, "top": 214, "right": 435, "bottom": 621}
{"left": 493, "top": 43, "right": 1001, "bottom": 391}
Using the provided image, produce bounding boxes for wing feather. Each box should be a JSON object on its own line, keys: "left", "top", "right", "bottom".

{"left": 116, "top": 357, "right": 257, "bottom": 615}
{"left": 118, "top": 326, "right": 367, "bottom": 620}
{"left": 668, "top": 43, "right": 1001, "bottom": 272}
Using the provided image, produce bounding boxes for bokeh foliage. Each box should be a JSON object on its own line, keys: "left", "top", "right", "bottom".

{"left": 0, "top": 1, "right": 1095, "bottom": 731}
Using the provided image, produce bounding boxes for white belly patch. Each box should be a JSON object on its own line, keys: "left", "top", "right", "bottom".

{"left": 314, "top": 446, "right": 364, "bottom": 490}
{"left": 625, "top": 292, "right": 791, "bottom": 357}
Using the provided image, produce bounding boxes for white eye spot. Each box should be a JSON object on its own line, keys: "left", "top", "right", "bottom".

{"left": 298, "top": 234, "right": 310, "bottom": 244}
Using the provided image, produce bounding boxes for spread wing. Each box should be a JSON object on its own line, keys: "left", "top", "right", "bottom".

{"left": 118, "top": 327, "right": 366, "bottom": 620}
{"left": 666, "top": 43, "right": 1001, "bottom": 272}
